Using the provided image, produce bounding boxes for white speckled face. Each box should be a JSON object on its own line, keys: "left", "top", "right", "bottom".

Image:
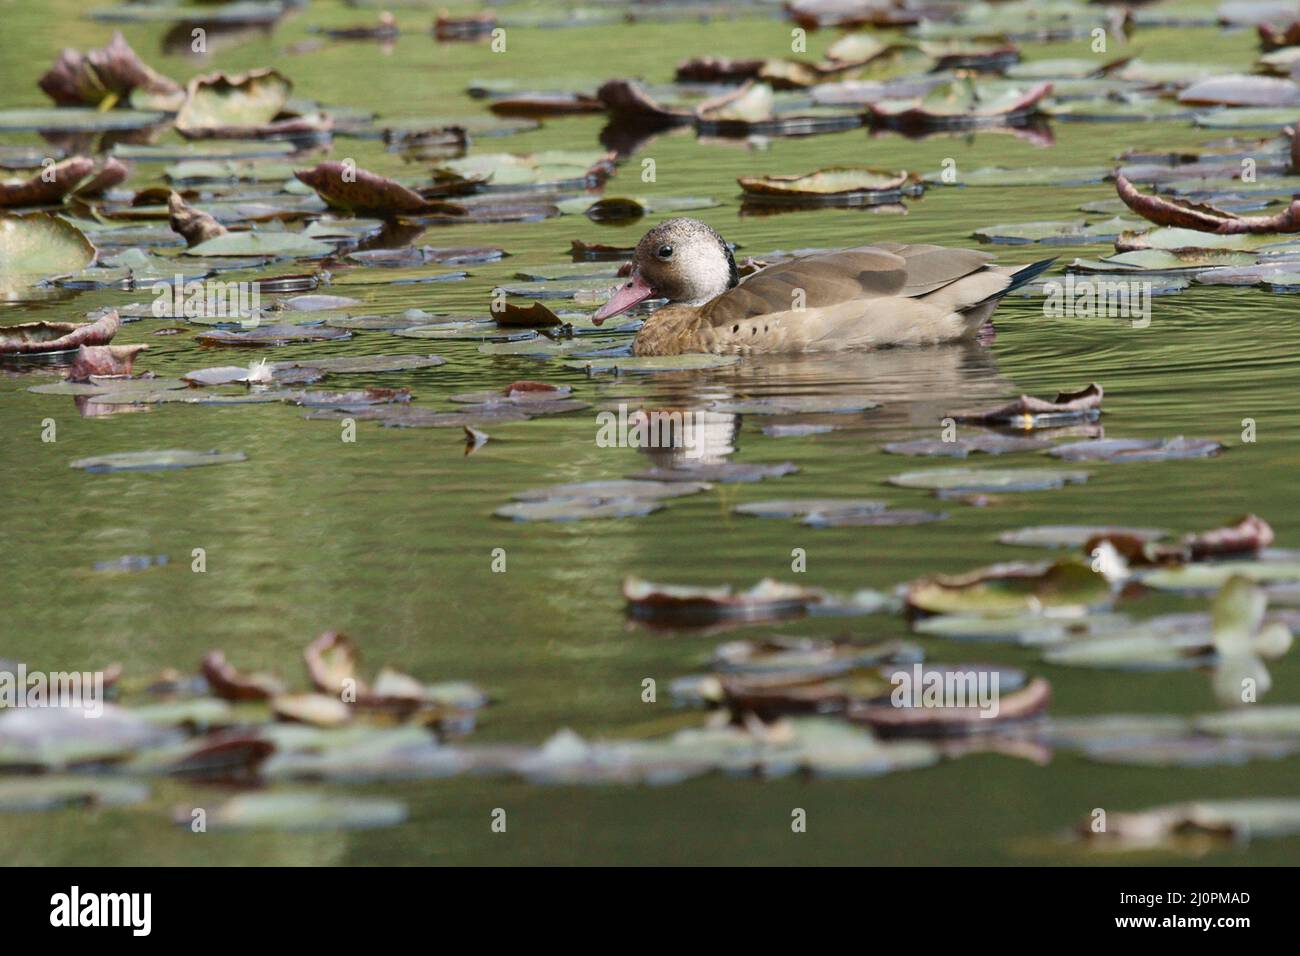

{"left": 633, "top": 218, "right": 737, "bottom": 306}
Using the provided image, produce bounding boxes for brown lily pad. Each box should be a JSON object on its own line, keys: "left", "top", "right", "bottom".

{"left": 0, "top": 309, "right": 120, "bottom": 355}
{"left": 0, "top": 157, "right": 95, "bottom": 209}
{"left": 295, "top": 162, "right": 467, "bottom": 218}
{"left": 201, "top": 650, "right": 287, "bottom": 701}
{"left": 950, "top": 383, "right": 1103, "bottom": 428}
{"left": 66, "top": 344, "right": 147, "bottom": 381}
{"left": 38, "top": 31, "right": 180, "bottom": 108}
{"left": 492, "top": 300, "right": 561, "bottom": 327}
{"left": 167, "top": 191, "right": 227, "bottom": 246}
{"left": 624, "top": 576, "right": 827, "bottom": 626}
{"left": 1115, "top": 171, "right": 1300, "bottom": 233}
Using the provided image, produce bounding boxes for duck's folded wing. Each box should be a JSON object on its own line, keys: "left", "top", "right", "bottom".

{"left": 699, "top": 244, "right": 994, "bottom": 328}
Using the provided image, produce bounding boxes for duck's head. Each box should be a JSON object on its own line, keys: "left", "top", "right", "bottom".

{"left": 592, "top": 217, "right": 738, "bottom": 324}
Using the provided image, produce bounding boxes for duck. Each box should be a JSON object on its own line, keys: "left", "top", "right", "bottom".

{"left": 592, "top": 218, "right": 1053, "bottom": 356}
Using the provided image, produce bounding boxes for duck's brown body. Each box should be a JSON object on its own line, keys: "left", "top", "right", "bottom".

{"left": 628, "top": 242, "right": 1030, "bottom": 356}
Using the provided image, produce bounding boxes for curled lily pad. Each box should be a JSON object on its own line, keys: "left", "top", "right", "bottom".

{"left": 1048, "top": 437, "right": 1223, "bottom": 462}
{"left": 739, "top": 167, "right": 918, "bottom": 206}
{"left": 39, "top": 31, "right": 180, "bottom": 108}
{"left": 950, "top": 383, "right": 1102, "bottom": 428}
{"left": 1115, "top": 172, "right": 1300, "bottom": 233}
{"left": 905, "top": 559, "right": 1111, "bottom": 616}
{"left": 624, "top": 576, "right": 827, "bottom": 626}
{"left": 175, "top": 68, "right": 288, "bottom": 134}
{"left": 70, "top": 449, "right": 248, "bottom": 472}
{"left": 201, "top": 650, "right": 286, "bottom": 701}
{"left": 848, "top": 677, "right": 1051, "bottom": 735}
{"left": 295, "top": 162, "right": 466, "bottom": 217}
{"left": 1077, "top": 799, "right": 1300, "bottom": 849}
{"left": 888, "top": 467, "right": 1090, "bottom": 493}
{"left": 0, "top": 157, "right": 96, "bottom": 209}
{"left": 867, "top": 80, "right": 1052, "bottom": 129}
{"left": 1, "top": 309, "right": 118, "bottom": 355}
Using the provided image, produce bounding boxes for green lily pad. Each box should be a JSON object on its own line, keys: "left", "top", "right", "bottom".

{"left": 0, "top": 777, "right": 150, "bottom": 811}
{"left": 0, "top": 107, "right": 165, "bottom": 132}
{"left": 184, "top": 231, "right": 334, "bottom": 258}
{"left": 906, "top": 559, "right": 1110, "bottom": 616}
{"left": 70, "top": 449, "right": 248, "bottom": 472}
{"left": 0, "top": 213, "right": 96, "bottom": 279}
{"left": 1139, "top": 561, "right": 1300, "bottom": 592}
{"left": 887, "top": 467, "right": 1090, "bottom": 493}
{"left": 974, "top": 217, "right": 1142, "bottom": 244}
{"left": 178, "top": 792, "right": 408, "bottom": 831}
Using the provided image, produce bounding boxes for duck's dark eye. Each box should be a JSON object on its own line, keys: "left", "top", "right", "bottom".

{"left": 656, "top": 244, "right": 673, "bottom": 260}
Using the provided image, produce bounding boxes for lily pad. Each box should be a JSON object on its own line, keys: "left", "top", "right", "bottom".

{"left": 0, "top": 213, "right": 96, "bottom": 281}
{"left": 1048, "top": 437, "right": 1223, "bottom": 462}
{"left": 70, "top": 449, "right": 248, "bottom": 472}
{"left": 888, "top": 468, "right": 1090, "bottom": 493}
{"left": 883, "top": 435, "right": 1050, "bottom": 457}
{"left": 177, "top": 792, "right": 407, "bottom": 831}
{"left": 184, "top": 231, "right": 334, "bottom": 258}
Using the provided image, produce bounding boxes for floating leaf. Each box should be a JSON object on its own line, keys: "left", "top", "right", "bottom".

{"left": 70, "top": 449, "right": 248, "bottom": 473}
{"left": 184, "top": 231, "right": 333, "bottom": 258}
{"left": 883, "top": 435, "right": 1050, "bottom": 457}
{"left": 195, "top": 325, "right": 350, "bottom": 346}
{"left": 734, "top": 499, "right": 886, "bottom": 518}
{"left": 906, "top": 560, "right": 1110, "bottom": 616}
{"left": 1048, "top": 437, "right": 1222, "bottom": 462}
{"left": 177, "top": 792, "right": 407, "bottom": 831}
{"left": 0, "top": 777, "right": 149, "bottom": 811}
{"left": 0, "top": 213, "right": 96, "bottom": 282}
{"left": 998, "top": 525, "right": 1170, "bottom": 548}
{"left": 949, "top": 383, "right": 1102, "bottom": 428}
{"left": 888, "top": 467, "right": 1090, "bottom": 493}
{"left": 0, "top": 309, "right": 118, "bottom": 355}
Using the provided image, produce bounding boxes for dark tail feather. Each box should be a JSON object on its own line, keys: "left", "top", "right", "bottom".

{"left": 984, "top": 257, "right": 1056, "bottom": 304}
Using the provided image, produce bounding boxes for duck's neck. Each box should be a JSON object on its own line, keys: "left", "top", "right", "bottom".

{"left": 632, "top": 304, "right": 707, "bottom": 356}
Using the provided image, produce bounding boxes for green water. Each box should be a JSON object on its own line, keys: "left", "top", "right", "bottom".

{"left": 2, "top": 3, "right": 1299, "bottom": 864}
